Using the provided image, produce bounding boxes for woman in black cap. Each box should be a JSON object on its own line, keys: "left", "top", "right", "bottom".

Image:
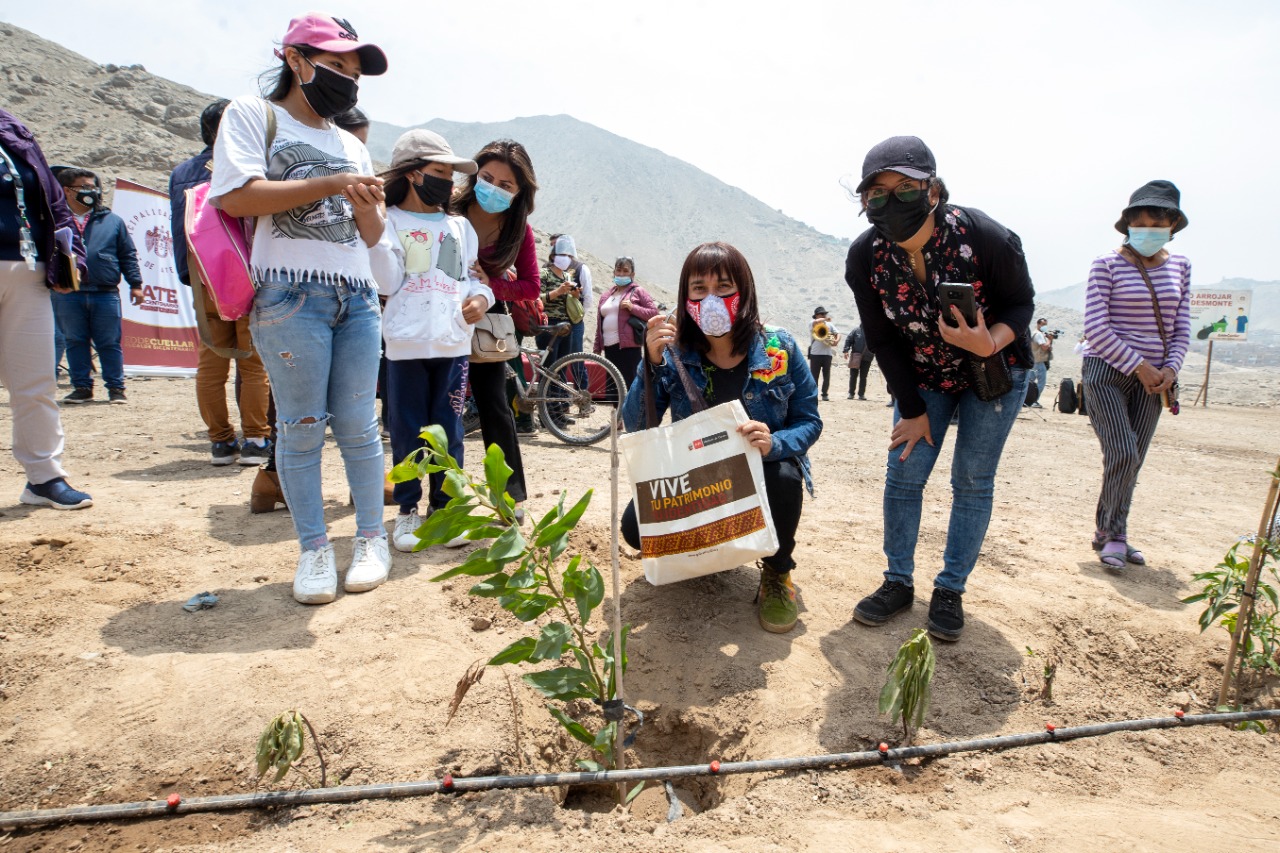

{"left": 1080, "top": 181, "right": 1190, "bottom": 571}
{"left": 843, "top": 136, "right": 1034, "bottom": 642}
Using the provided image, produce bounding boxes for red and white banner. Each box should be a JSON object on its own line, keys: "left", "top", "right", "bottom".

{"left": 113, "top": 179, "right": 198, "bottom": 376}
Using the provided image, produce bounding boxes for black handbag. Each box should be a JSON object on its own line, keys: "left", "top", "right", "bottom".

{"left": 965, "top": 352, "right": 1013, "bottom": 402}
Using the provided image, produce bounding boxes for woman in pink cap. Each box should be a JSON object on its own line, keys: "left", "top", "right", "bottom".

{"left": 209, "top": 13, "right": 391, "bottom": 605}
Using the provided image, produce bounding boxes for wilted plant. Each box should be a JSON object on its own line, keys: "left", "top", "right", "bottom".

{"left": 879, "top": 629, "right": 936, "bottom": 745}
{"left": 391, "top": 427, "right": 631, "bottom": 775}
{"left": 1182, "top": 537, "right": 1280, "bottom": 689}
{"left": 1025, "top": 646, "right": 1058, "bottom": 702}
{"left": 255, "top": 710, "right": 325, "bottom": 787}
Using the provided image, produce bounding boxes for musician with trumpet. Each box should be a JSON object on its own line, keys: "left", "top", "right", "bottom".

{"left": 808, "top": 306, "right": 840, "bottom": 401}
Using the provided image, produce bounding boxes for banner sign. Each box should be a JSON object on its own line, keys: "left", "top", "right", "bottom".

{"left": 1190, "top": 288, "right": 1252, "bottom": 342}
{"left": 113, "top": 179, "right": 198, "bottom": 375}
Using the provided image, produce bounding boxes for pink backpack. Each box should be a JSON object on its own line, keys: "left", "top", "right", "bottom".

{"left": 184, "top": 104, "right": 276, "bottom": 331}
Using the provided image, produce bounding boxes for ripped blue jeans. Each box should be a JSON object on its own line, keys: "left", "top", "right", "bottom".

{"left": 883, "top": 367, "right": 1028, "bottom": 594}
{"left": 249, "top": 274, "right": 384, "bottom": 551}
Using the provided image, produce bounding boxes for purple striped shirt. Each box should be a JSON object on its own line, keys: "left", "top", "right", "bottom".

{"left": 1081, "top": 251, "right": 1191, "bottom": 374}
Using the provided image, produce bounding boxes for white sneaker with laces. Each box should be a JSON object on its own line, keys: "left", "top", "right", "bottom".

{"left": 293, "top": 544, "right": 337, "bottom": 604}
{"left": 445, "top": 533, "right": 472, "bottom": 548}
{"left": 346, "top": 535, "right": 391, "bottom": 593}
{"left": 392, "top": 510, "right": 422, "bottom": 553}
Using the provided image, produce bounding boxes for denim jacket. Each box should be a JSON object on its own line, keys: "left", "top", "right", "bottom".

{"left": 621, "top": 326, "right": 823, "bottom": 494}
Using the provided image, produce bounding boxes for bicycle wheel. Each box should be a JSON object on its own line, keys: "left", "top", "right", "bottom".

{"left": 538, "top": 352, "right": 626, "bottom": 445}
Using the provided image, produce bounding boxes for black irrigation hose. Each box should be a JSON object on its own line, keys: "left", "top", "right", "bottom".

{"left": 2, "top": 709, "right": 1276, "bottom": 830}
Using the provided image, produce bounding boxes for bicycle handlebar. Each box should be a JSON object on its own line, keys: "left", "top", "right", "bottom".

{"left": 531, "top": 322, "right": 572, "bottom": 339}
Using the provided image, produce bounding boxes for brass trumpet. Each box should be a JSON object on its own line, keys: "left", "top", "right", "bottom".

{"left": 812, "top": 321, "right": 840, "bottom": 346}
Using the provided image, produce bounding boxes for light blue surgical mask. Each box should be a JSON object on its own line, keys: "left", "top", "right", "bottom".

{"left": 1127, "top": 227, "right": 1172, "bottom": 258}
{"left": 474, "top": 177, "right": 514, "bottom": 214}
{"left": 613, "top": 276, "right": 632, "bottom": 286}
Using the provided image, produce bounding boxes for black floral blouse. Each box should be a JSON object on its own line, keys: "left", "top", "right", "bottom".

{"left": 846, "top": 205, "right": 1035, "bottom": 419}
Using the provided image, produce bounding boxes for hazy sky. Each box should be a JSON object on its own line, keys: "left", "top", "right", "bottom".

{"left": 8, "top": 1, "right": 1278, "bottom": 290}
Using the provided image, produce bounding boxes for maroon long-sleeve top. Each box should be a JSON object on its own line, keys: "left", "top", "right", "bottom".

{"left": 479, "top": 223, "right": 540, "bottom": 302}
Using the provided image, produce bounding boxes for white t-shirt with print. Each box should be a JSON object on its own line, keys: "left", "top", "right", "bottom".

{"left": 599, "top": 287, "right": 626, "bottom": 346}
{"left": 371, "top": 207, "right": 494, "bottom": 361}
{"left": 208, "top": 96, "right": 377, "bottom": 287}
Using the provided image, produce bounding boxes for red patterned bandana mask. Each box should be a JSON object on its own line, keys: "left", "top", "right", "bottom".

{"left": 685, "top": 292, "right": 740, "bottom": 337}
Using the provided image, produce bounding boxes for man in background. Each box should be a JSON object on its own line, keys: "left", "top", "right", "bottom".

{"left": 843, "top": 322, "right": 873, "bottom": 400}
{"left": 1029, "top": 317, "right": 1052, "bottom": 408}
{"left": 168, "top": 99, "right": 272, "bottom": 468}
{"left": 54, "top": 168, "right": 143, "bottom": 405}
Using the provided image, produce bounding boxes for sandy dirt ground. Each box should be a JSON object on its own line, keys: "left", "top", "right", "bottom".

{"left": 2, "top": 359, "right": 1279, "bottom": 852}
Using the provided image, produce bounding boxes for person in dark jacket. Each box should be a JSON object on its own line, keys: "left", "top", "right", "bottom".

{"left": 843, "top": 136, "right": 1033, "bottom": 642}
{"left": 842, "top": 323, "right": 873, "bottom": 399}
{"left": 167, "top": 99, "right": 275, "bottom": 474}
{"left": 0, "top": 108, "right": 94, "bottom": 509}
{"left": 54, "top": 168, "right": 143, "bottom": 404}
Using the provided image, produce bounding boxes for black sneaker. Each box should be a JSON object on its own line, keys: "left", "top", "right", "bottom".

{"left": 210, "top": 440, "right": 240, "bottom": 466}
{"left": 239, "top": 437, "right": 272, "bottom": 466}
{"left": 927, "top": 588, "right": 965, "bottom": 642}
{"left": 853, "top": 580, "right": 914, "bottom": 626}
{"left": 62, "top": 387, "right": 93, "bottom": 404}
{"left": 108, "top": 388, "right": 127, "bottom": 404}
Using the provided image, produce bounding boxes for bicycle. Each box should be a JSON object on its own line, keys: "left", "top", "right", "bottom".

{"left": 499, "top": 321, "right": 626, "bottom": 446}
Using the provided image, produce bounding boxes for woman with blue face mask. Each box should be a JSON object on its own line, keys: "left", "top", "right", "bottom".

{"left": 451, "top": 139, "right": 540, "bottom": 516}
{"left": 593, "top": 256, "right": 659, "bottom": 388}
{"left": 1080, "top": 180, "right": 1191, "bottom": 571}
{"left": 620, "top": 242, "right": 822, "bottom": 634}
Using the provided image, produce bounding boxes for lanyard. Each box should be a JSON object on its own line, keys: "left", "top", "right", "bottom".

{"left": 0, "top": 144, "right": 38, "bottom": 270}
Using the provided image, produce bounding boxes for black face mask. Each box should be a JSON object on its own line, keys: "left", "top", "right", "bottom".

{"left": 76, "top": 189, "right": 101, "bottom": 208}
{"left": 867, "top": 192, "right": 936, "bottom": 244}
{"left": 299, "top": 57, "right": 359, "bottom": 119}
{"left": 413, "top": 173, "right": 455, "bottom": 208}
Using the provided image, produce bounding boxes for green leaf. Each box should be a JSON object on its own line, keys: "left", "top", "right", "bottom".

{"left": 419, "top": 424, "right": 450, "bottom": 457}
{"left": 488, "top": 637, "right": 536, "bottom": 666}
{"left": 523, "top": 667, "right": 597, "bottom": 700}
{"left": 625, "top": 782, "right": 646, "bottom": 804}
{"left": 534, "top": 490, "right": 593, "bottom": 547}
{"left": 443, "top": 470, "right": 471, "bottom": 501}
{"left": 532, "top": 622, "right": 572, "bottom": 661}
{"left": 469, "top": 572, "right": 510, "bottom": 598}
{"left": 487, "top": 525, "right": 527, "bottom": 564}
{"left": 592, "top": 721, "right": 617, "bottom": 752}
{"left": 548, "top": 531, "right": 571, "bottom": 562}
{"left": 506, "top": 562, "right": 539, "bottom": 590}
{"left": 483, "top": 443, "right": 514, "bottom": 506}
{"left": 415, "top": 504, "right": 483, "bottom": 548}
{"left": 430, "top": 548, "right": 498, "bottom": 581}
{"left": 507, "top": 593, "right": 556, "bottom": 622}
{"left": 575, "top": 759, "right": 603, "bottom": 772}
{"left": 549, "top": 707, "right": 595, "bottom": 746}
{"left": 388, "top": 459, "right": 423, "bottom": 484}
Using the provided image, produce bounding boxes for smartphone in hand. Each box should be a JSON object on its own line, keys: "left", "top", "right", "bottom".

{"left": 937, "top": 282, "right": 977, "bottom": 328}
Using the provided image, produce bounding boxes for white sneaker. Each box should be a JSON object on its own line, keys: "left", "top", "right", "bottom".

{"left": 346, "top": 535, "right": 391, "bottom": 593}
{"left": 293, "top": 544, "right": 337, "bottom": 604}
{"left": 445, "top": 533, "right": 472, "bottom": 548}
{"left": 392, "top": 510, "right": 422, "bottom": 553}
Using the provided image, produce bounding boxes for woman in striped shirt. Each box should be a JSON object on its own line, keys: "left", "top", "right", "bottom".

{"left": 1081, "top": 180, "right": 1191, "bottom": 571}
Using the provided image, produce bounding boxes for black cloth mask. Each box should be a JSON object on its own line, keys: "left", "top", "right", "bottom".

{"left": 299, "top": 58, "right": 359, "bottom": 119}
{"left": 75, "top": 189, "right": 101, "bottom": 208}
{"left": 413, "top": 173, "right": 454, "bottom": 208}
{"left": 867, "top": 192, "right": 936, "bottom": 244}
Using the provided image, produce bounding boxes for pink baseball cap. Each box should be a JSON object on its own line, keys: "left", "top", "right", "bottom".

{"left": 274, "top": 13, "right": 388, "bottom": 76}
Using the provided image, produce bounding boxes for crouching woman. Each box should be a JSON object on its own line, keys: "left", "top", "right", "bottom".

{"left": 619, "top": 242, "right": 822, "bottom": 634}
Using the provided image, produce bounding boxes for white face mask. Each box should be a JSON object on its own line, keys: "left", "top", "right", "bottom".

{"left": 553, "top": 255, "right": 572, "bottom": 271}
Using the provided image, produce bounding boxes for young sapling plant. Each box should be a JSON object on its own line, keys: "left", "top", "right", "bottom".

{"left": 880, "top": 629, "right": 936, "bottom": 745}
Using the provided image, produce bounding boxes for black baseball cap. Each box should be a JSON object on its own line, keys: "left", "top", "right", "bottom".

{"left": 855, "top": 136, "right": 937, "bottom": 193}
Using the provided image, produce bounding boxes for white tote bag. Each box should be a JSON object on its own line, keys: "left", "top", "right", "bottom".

{"left": 620, "top": 357, "right": 778, "bottom": 585}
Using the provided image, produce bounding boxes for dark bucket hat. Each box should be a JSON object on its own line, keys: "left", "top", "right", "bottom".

{"left": 1115, "top": 179, "right": 1188, "bottom": 234}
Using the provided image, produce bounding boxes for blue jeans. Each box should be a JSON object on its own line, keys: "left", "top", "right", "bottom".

{"left": 1032, "top": 362, "right": 1047, "bottom": 397}
{"left": 386, "top": 356, "right": 467, "bottom": 514}
{"left": 883, "top": 366, "right": 1029, "bottom": 594}
{"left": 53, "top": 290, "right": 124, "bottom": 390}
{"left": 249, "top": 275, "right": 384, "bottom": 551}
{"left": 568, "top": 319, "right": 586, "bottom": 387}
